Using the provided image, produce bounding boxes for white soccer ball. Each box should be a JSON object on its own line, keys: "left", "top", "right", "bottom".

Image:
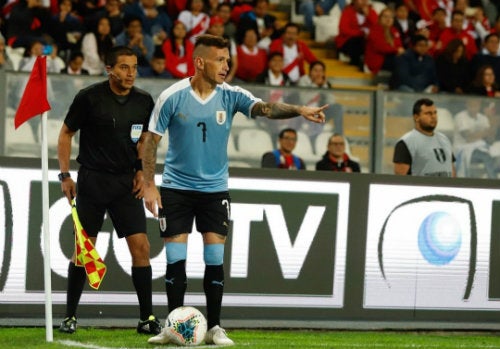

{"left": 165, "top": 306, "right": 207, "bottom": 346}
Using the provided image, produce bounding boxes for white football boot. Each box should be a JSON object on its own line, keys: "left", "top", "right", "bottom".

{"left": 204, "top": 325, "right": 234, "bottom": 346}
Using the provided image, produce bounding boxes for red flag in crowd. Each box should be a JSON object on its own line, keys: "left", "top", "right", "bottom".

{"left": 14, "top": 56, "right": 51, "bottom": 129}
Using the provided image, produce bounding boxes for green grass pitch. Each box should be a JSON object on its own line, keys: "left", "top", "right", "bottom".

{"left": 1, "top": 328, "right": 500, "bottom": 349}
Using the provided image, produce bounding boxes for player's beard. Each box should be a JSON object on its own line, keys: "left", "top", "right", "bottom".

{"left": 420, "top": 123, "right": 436, "bottom": 133}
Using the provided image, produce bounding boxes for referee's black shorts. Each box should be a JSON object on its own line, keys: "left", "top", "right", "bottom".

{"left": 75, "top": 166, "right": 146, "bottom": 238}
{"left": 158, "top": 188, "right": 231, "bottom": 238}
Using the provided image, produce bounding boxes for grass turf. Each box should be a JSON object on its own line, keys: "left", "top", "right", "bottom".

{"left": 1, "top": 328, "right": 500, "bottom": 348}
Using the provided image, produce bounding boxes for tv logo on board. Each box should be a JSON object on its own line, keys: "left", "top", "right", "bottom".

{"left": 22, "top": 178, "right": 348, "bottom": 308}
{"left": 363, "top": 184, "right": 494, "bottom": 310}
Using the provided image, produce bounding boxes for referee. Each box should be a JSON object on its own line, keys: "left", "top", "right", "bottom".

{"left": 57, "top": 46, "right": 161, "bottom": 335}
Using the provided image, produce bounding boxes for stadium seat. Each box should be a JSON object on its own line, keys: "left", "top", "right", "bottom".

{"left": 293, "top": 131, "right": 316, "bottom": 162}
{"left": 312, "top": 4, "right": 342, "bottom": 42}
{"left": 490, "top": 141, "right": 500, "bottom": 158}
{"left": 46, "top": 118, "right": 62, "bottom": 154}
{"left": 228, "top": 160, "right": 252, "bottom": 168}
{"left": 237, "top": 128, "right": 273, "bottom": 160}
{"left": 290, "top": 1, "right": 304, "bottom": 25}
{"left": 5, "top": 46, "right": 25, "bottom": 71}
{"left": 435, "top": 108, "right": 455, "bottom": 140}
{"left": 232, "top": 112, "right": 256, "bottom": 129}
{"left": 314, "top": 132, "right": 330, "bottom": 155}
{"left": 4, "top": 117, "right": 40, "bottom": 157}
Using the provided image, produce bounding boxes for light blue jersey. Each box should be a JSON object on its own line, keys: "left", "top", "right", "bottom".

{"left": 149, "top": 78, "right": 261, "bottom": 192}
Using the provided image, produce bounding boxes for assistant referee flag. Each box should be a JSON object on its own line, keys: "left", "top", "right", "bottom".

{"left": 14, "top": 55, "right": 51, "bottom": 129}
{"left": 71, "top": 199, "right": 107, "bottom": 290}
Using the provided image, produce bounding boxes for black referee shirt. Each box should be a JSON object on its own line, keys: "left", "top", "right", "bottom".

{"left": 64, "top": 81, "right": 154, "bottom": 174}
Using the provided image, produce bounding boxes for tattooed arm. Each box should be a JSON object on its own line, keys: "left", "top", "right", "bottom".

{"left": 142, "top": 131, "right": 163, "bottom": 217}
{"left": 251, "top": 101, "right": 328, "bottom": 123}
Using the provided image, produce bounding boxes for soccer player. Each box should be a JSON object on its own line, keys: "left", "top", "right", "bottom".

{"left": 393, "top": 98, "right": 455, "bottom": 177}
{"left": 143, "top": 34, "right": 327, "bottom": 345}
{"left": 57, "top": 46, "right": 162, "bottom": 335}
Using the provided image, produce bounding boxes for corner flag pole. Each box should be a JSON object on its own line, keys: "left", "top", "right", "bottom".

{"left": 41, "top": 111, "right": 53, "bottom": 342}
{"left": 14, "top": 56, "right": 53, "bottom": 341}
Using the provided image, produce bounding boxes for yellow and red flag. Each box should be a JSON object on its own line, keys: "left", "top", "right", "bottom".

{"left": 71, "top": 199, "right": 106, "bottom": 290}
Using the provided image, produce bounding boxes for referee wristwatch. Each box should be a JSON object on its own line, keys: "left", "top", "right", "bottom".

{"left": 58, "top": 172, "right": 71, "bottom": 181}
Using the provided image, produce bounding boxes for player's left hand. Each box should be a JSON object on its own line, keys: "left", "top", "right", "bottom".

{"left": 300, "top": 104, "right": 328, "bottom": 123}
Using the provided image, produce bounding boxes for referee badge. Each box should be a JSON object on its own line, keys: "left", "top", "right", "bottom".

{"left": 216, "top": 111, "right": 226, "bottom": 125}
{"left": 130, "top": 124, "right": 143, "bottom": 143}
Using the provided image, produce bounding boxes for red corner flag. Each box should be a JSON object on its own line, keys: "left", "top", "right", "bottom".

{"left": 14, "top": 56, "right": 51, "bottom": 129}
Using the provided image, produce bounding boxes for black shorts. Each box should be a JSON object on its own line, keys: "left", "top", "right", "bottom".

{"left": 76, "top": 167, "right": 146, "bottom": 238}
{"left": 159, "top": 188, "right": 231, "bottom": 238}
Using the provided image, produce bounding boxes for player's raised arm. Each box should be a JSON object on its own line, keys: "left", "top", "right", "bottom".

{"left": 251, "top": 101, "right": 328, "bottom": 123}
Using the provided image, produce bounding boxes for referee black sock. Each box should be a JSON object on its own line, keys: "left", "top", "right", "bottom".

{"left": 204, "top": 264, "right": 224, "bottom": 329}
{"left": 132, "top": 266, "right": 153, "bottom": 321}
{"left": 65, "top": 262, "right": 86, "bottom": 318}
{"left": 165, "top": 260, "right": 187, "bottom": 313}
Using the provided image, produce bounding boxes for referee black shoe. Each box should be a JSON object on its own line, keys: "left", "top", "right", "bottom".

{"left": 59, "top": 316, "right": 77, "bottom": 334}
{"left": 137, "top": 315, "right": 162, "bottom": 335}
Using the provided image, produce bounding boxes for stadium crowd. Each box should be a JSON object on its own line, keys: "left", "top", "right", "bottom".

{"left": 1, "top": 0, "right": 500, "bottom": 94}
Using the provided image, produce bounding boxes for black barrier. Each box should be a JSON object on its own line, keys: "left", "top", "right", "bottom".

{"left": 2, "top": 159, "right": 500, "bottom": 327}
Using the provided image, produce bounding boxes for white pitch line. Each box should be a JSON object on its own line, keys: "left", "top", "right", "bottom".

{"left": 337, "top": 344, "right": 500, "bottom": 349}
{"left": 57, "top": 339, "right": 237, "bottom": 349}
{"left": 55, "top": 339, "right": 500, "bottom": 349}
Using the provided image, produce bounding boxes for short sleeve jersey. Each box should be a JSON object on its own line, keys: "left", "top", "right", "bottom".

{"left": 64, "top": 81, "right": 154, "bottom": 173}
{"left": 393, "top": 129, "right": 454, "bottom": 177}
{"left": 149, "top": 78, "right": 261, "bottom": 192}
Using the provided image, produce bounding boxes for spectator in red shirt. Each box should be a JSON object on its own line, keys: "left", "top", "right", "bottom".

{"left": 404, "top": 0, "right": 453, "bottom": 22}
{"left": 335, "top": 0, "right": 378, "bottom": 69}
{"left": 235, "top": 27, "right": 267, "bottom": 82}
{"left": 161, "top": 20, "right": 195, "bottom": 78}
{"left": 269, "top": 22, "right": 318, "bottom": 84}
{"left": 231, "top": 0, "right": 253, "bottom": 25}
{"left": 454, "top": 0, "right": 490, "bottom": 43}
{"left": 436, "top": 10, "right": 478, "bottom": 60}
{"left": 418, "top": 7, "right": 448, "bottom": 56}
{"left": 164, "top": 0, "right": 187, "bottom": 21}
{"left": 364, "top": 7, "right": 404, "bottom": 74}
{"left": 178, "top": 0, "right": 210, "bottom": 44}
